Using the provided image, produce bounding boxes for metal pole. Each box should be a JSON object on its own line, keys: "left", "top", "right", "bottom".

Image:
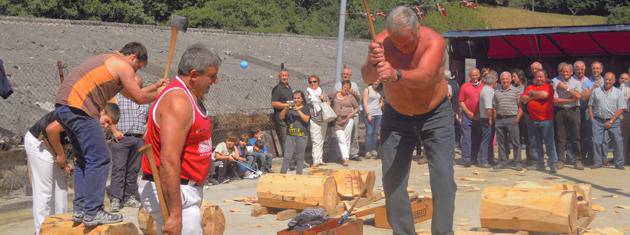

{"left": 335, "top": 0, "right": 348, "bottom": 83}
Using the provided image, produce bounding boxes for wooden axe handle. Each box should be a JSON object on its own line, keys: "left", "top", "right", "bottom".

{"left": 139, "top": 144, "right": 170, "bottom": 222}
{"left": 362, "top": 0, "right": 378, "bottom": 41}
{"left": 56, "top": 60, "right": 65, "bottom": 83}
{"left": 163, "top": 27, "right": 179, "bottom": 80}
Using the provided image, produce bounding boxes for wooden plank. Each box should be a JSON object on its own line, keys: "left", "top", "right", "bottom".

{"left": 374, "top": 198, "right": 433, "bottom": 229}
{"left": 276, "top": 209, "right": 298, "bottom": 221}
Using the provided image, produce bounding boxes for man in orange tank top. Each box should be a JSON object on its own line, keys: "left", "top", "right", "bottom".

{"left": 53, "top": 42, "right": 167, "bottom": 227}
{"left": 139, "top": 44, "right": 221, "bottom": 235}
{"left": 361, "top": 6, "right": 456, "bottom": 235}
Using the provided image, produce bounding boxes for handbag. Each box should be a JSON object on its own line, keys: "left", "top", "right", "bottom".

{"left": 320, "top": 102, "right": 337, "bottom": 123}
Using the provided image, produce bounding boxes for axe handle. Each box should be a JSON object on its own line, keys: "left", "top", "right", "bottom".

{"left": 362, "top": 0, "right": 377, "bottom": 41}
{"left": 56, "top": 60, "right": 65, "bottom": 83}
{"left": 139, "top": 145, "right": 170, "bottom": 222}
{"left": 163, "top": 27, "right": 179, "bottom": 80}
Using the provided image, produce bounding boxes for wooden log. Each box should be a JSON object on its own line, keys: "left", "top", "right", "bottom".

{"left": 276, "top": 209, "right": 298, "bottom": 221}
{"left": 309, "top": 168, "right": 375, "bottom": 198}
{"left": 257, "top": 173, "right": 339, "bottom": 211}
{"left": 480, "top": 187, "right": 577, "bottom": 234}
{"left": 513, "top": 181, "right": 592, "bottom": 218}
{"left": 327, "top": 202, "right": 347, "bottom": 218}
{"left": 137, "top": 202, "right": 226, "bottom": 235}
{"left": 40, "top": 213, "right": 138, "bottom": 235}
{"left": 251, "top": 203, "right": 269, "bottom": 217}
{"left": 374, "top": 198, "right": 433, "bottom": 229}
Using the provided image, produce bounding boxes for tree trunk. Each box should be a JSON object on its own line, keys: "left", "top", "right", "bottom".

{"left": 480, "top": 187, "right": 578, "bottom": 234}
{"left": 138, "top": 202, "right": 225, "bottom": 235}
{"left": 256, "top": 173, "right": 339, "bottom": 211}
{"left": 308, "top": 168, "right": 375, "bottom": 198}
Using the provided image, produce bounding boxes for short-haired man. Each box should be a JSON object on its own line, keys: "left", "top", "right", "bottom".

{"left": 620, "top": 72, "right": 630, "bottom": 165}
{"left": 493, "top": 71, "right": 523, "bottom": 170}
{"left": 574, "top": 60, "right": 595, "bottom": 166}
{"left": 552, "top": 62, "right": 584, "bottom": 170}
{"left": 478, "top": 71, "right": 497, "bottom": 168}
{"left": 362, "top": 6, "right": 456, "bottom": 234}
{"left": 54, "top": 42, "right": 166, "bottom": 226}
{"left": 139, "top": 44, "right": 221, "bottom": 234}
{"left": 335, "top": 66, "right": 361, "bottom": 161}
{"left": 271, "top": 69, "right": 293, "bottom": 152}
{"left": 521, "top": 70, "right": 559, "bottom": 174}
{"left": 459, "top": 68, "right": 484, "bottom": 167}
{"left": 108, "top": 92, "right": 149, "bottom": 212}
{"left": 588, "top": 72, "right": 626, "bottom": 169}
{"left": 530, "top": 61, "right": 543, "bottom": 79}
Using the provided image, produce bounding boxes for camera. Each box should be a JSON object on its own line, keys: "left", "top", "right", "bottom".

{"left": 287, "top": 100, "right": 295, "bottom": 108}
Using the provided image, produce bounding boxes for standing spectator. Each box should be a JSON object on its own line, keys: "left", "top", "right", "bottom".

{"left": 494, "top": 72, "right": 523, "bottom": 170}
{"left": 582, "top": 61, "right": 605, "bottom": 102}
{"left": 363, "top": 81, "right": 383, "bottom": 159}
{"left": 279, "top": 91, "right": 311, "bottom": 174}
{"left": 335, "top": 65, "right": 361, "bottom": 160}
{"left": 512, "top": 68, "right": 533, "bottom": 165}
{"left": 108, "top": 93, "right": 148, "bottom": 212}
{"left": 620, "top": 73, "right": 630, "bottom": 165}
{"left": 574, "top": 60, "right": 595, "bottom": 165}
{"left": 446, "top": 70, "right": 461, "bottom": 151}
{"left": 306, "top": 75, "right": 328, "bottom": 166}
{"left": 478, "top": 71, "right": 497, "bottom": 168}
{"left": 332, "top": 81, "right": 359, "bottom": 166}
{"left": 248, "top": 129, "right": 273, "bottom": 173}
{"left": 271, "top": 69, "right": 293, "bottom": 152}
{"left": 588, "top": 72, "right": 626, "bottom": 169}
{"left": 530, "top": 61, "right": 543, "bottom": 79}
{"left": 521, "top": 70, "right": 559, "bottom": 174}
{"left": 552, "top": 63, "right": 584, "bottom": 170}
{"left": 459, "top": 68, "right": 484, "bottom": 167}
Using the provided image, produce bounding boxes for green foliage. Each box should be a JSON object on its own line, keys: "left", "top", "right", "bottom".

{"left": 608, "top": 5, "right": 630, "bottom": 24}
{"left": 422, "top": 2, "right": 487, "bottom": 33}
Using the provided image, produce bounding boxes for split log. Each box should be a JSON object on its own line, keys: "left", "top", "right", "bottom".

{"left": 480, "top": 187, "right": 577, "bottom": 234}
{"left": 513, "top": 181, "right": 592, "bottom": 218}
{"left": 138, "top": 202, "right": 225, "bottom": 235}
{"left": 40, "top": 213, "right": 138, "bottom": 235}
{"left": 276, "top": 209, "right": 298, "bottom": 221}
{"left": 309, "top": 168, "right": 376, "bottom": 198}
{"left": 251, "top": 204, "right": 269, "bottom": 217}
{"left": 374, "top": 198, "right": 433, "bottom": 229}
{"left": 256, "top": 173, "right": 339, "bottom": 211}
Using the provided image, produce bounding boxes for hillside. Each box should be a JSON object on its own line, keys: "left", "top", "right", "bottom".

{"left": 479, "top": 5, "right": 608, "bottom": 29}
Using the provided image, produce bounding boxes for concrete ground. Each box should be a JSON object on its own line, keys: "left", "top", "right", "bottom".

{"left": 1, "top": 152, "right": 629, "bottom": 235}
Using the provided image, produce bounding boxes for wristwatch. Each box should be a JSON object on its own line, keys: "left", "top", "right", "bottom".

{"left": 394, "top": 69, "right": 402, "bottom": 83}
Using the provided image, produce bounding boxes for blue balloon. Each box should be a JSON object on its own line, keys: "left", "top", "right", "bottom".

{"left": 240, "top": 60, "right": 249, "bottom": 69}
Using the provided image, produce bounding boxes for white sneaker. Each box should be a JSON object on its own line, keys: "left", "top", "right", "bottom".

{"left": 243, "top": 171, "right": 258, "bottom": 179}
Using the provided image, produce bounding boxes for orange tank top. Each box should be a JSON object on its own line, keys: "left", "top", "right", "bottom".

{"left": 142, "top": 77, "right": 213, "bottom": 183}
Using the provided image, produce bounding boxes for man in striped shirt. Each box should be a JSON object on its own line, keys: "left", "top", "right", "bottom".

{"left": 493, "top": 71, "right": 523, "bottom": 170}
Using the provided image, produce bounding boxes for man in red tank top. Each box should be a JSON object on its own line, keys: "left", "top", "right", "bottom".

{"left": 139, "top": 44, "right": 221, "bottom": 235}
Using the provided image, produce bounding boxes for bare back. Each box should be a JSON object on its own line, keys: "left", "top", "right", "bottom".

{"left": 377, "top": 26, "right": 447, "bottom": 116}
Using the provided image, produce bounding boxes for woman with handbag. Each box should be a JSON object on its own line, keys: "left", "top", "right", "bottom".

{"left": 306, "top": 75, "right": 330, "bottom": 167}
{"left": 333, "top": 80, "right": 359, "bottom": 166}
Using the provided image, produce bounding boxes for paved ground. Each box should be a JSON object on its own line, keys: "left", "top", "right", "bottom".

{"left": 0, "top": 152, "right": 629, "bottom": 234}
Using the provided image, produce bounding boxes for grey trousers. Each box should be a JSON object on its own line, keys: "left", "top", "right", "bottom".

{"left": 350, "top": 115, "right": 360, "bottom": 157}
{"left": 109, "top": 135, "right": 143, "bottom": 201}
{"left": 381, "top": 99, "right": 456, "bottom": 235}
{"left": 495, "top": 117, "right": 521, "bottom": 164}
{"left": 280, "top": 136, "right": 307, "bottom": 174}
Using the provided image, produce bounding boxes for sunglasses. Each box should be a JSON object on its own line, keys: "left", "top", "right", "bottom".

{"left": 308, "top": 80, "right": 318, "bottom": 84}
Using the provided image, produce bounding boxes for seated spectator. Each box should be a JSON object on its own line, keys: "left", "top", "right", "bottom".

{"left": 237, "top": 134, "right": 259, "bottom": 179}
{"left": 588, "top": 72, "right": 626, "bottom": 170}
{"left": 213, "top": 135, "right": 245, "bottom": 181}
{"left": 248, "top": 129, "right": 273, "bottom": 173}
{"left": 332, "top": 80, "right": 359, "bottom": 167}
{"left": 279, "top": 91, "right": 311, "bottom": 174}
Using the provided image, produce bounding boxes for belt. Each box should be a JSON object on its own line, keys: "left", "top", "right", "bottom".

{"left": 142, "top": 174, "right": 201, "bottom": 187}
{"left": 124, "top": 133, "right": 144, "bottom": 138}
{"left": 496, "top": 114, "right": 516, "bottom": 119}
{"left": 556, "top": 106, "right": 578, "bottom": 111}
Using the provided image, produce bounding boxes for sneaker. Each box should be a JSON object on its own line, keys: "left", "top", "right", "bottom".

{"left": 243, "top": 171, "right": 258, "bottom": 179}
{"left": 370, "top": 151, "right": 378, "bottom": 158}
{"left": 463, "top": 162, "right": 471, "bottom": 168}
{"left": 575, "top": 161, "right": 584, "bottom": 170}
{"left": 219, "top": 178, "right": 231, "bottom": 184}
{"left": 513, "top": 164, "right": 523, "bottom": 171}
{"left": 209, "top": 178, "right": 220, "bottom": 185}
{"left": 350, "top": 156, "right": 362, "bottom": 161}
{"left": 550, "top": 167, "right": 558, "bottom": 174}
{"left": 615, "top": 165, "right": 625, "bottom": 170}
{"left": 364, "top": 152, "right": 373, "bottom": 159}
{"left": 82, "top": 209, "right": 123, "bottom": 227}
{"left": 110, "top": 198, "right": 122, "bottom": 212}
{"left": 124, "top": 196, "right": 141, "bottom": 208}
{"left": 556, "top": 162, "right": 565, "bottom": 169}
{"left": 477, "top": 163, "right": 491, "bottom": 169}
{"left": 72, "top": 211, "right": 84, "bottom": 223}
{"left": 493, "top": 162, "right": 510, "bottom": 170}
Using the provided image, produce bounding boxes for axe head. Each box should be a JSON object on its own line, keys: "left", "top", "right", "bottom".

{"left": 170, "top": 15, "right": 188, "bottom": 32}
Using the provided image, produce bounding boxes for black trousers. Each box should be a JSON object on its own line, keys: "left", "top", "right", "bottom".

{"left": 109, "top": 135, "right": 143, "bottom": 201}
{"left": 554, "top": 107, "right": 582, "bottom": 163}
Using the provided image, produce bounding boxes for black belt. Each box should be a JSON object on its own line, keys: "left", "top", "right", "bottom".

{"left": 124, "top": 133, "right": 144, "bottom": 138}
{"left": 496, "top": 115, "right": 516, "bottom": 119}
{"left": 142, "top": 174, "right": 196, "bottom": 186}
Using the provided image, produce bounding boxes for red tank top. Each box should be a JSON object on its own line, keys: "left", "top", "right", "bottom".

{"left": 142, "top": 77, "right": 213, "bottom": 183}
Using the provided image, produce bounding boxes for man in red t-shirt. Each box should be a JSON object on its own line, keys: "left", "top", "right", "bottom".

{"left": 520, "top": 69, "right": 559, "bottom": 174}
{"left": 458, "top": 68, "right": 484, "bottom": 167}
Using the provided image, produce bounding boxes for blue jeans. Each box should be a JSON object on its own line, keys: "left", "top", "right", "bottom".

{"left": 479, "top": 118, "right": 495, "bottom": 165}
{"left": 529, "top": 120, "right": 558, "bottom": 169}
{"left": 460, "top": 114, "right": 481, "bottom": 164}
{"left": 54, "top": 105, "right": 110, "bottom": 217}
{"left": 365, "top": 114, "right": 382, "bottom": 153}
{"left": 592, "top": 118, "right": 624, "bottom": 167}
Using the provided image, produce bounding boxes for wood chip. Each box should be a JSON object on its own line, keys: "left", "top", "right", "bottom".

{"left": 473, "top": 170, "right": 480, "bottom": 175}
{"left": 230, "top": 208, "right": 239, "bottom": 213}
{"left": 467, "top": 186, "right": 481, "bottom": 192}
{"left": 458, "top": 177, "right": 486, "bottom": 182}
{"left": 615, "top": 205, "right": 630, "bottom": 210}
{"left": 602, "top": 194, "right": 618, "bottom": 198}
{"left": 256, "top": 224, "right": 263, "bottom": 228}
{"left": 592, "top": 204, "right": 606, "bottom": 212}
{"left": 223, "top": 199, "right": 232, "bottom": 203}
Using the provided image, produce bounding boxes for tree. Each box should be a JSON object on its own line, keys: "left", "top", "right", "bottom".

{"left": 608, "top": 5, "right": 630, "bottom": 23}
